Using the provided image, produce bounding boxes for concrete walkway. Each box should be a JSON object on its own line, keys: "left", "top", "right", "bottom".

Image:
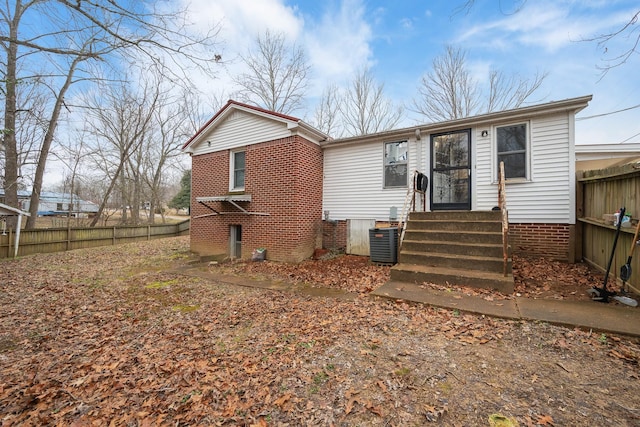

{"left": 373, "top": 281, "right": 640, "bottom": 337}
{"left": 175, "top": 265, "right": 640, "bottom": 338}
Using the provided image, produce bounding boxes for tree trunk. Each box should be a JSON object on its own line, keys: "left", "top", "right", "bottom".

{"left": 26, "top": 55, "right": 83, "bottom": 228}
{"left": 3, "top": 7, "right": 20, "bottom": 229}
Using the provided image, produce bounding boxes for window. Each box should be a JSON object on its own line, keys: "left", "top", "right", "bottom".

{"left": 230, "top": 150, "right": 245, "bottom": 190}
{"left": 384, "top": 141, "right": 408, "bottom": 188}
{"left": 496, "top": 123, "right": 528, "bottom": 180}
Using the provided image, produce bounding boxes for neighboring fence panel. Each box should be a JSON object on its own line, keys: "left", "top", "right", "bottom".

{"left": 0, "top": 220, "right": 190, "bottom": 259}
{"left": 577, "top": 163, "right": 640, "bottom": 291}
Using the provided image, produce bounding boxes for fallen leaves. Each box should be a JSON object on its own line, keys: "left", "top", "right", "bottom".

{"left": 513, "top": 254, "right": 606, "bottom": 301}
{"left": 213, "top": 254, "right": 391, "bottom": 293}
{"left": 1, "top": 237, "right": 639, "bottom": 426}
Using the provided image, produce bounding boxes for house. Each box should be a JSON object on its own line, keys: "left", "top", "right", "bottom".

{"left": 183, "top": 96, "right": 592, "bottom": 264}
{"left": 0, "top": 190, "right": 99, "bottom": 217}
{"left": 182, "top": 101, "right": 328, "bottom": 263}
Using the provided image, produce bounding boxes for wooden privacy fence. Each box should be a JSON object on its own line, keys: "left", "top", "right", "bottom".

{"left": 0, "top": 220, "right": 190, "bottom": 259}
{"left": 576, "top": 161, "right": 640, "bottom": 291}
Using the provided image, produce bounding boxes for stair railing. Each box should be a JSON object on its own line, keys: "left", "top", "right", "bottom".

{"left": 498, "top": 161, "right": 509, "bottom": 277}
{"left": 398, "top": 170, "right": 426, "bottom": 251}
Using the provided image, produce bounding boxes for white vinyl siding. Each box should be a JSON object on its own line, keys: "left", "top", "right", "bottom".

{"left": 323, "top": 139, "right": 418, "bottom": 220}
{"left": 475, "top": 113, "right": 573, "bottom": 223}
{"left": 191, "top": 110, "right": 291, "bottom": 155}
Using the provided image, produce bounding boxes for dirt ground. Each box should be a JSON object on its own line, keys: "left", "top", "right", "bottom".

{"left": 1, "top": 236, "right": 640, "bottom": 426}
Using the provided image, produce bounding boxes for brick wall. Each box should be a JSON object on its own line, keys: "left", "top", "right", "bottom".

{"left": 509, "top": 223, "right": 574, "bottom": 261}
{"left": 190, "top": 136, "right": 323, "bottom": 263}
{"left": 322, "top": 220, "right": 347, "bottom": 252}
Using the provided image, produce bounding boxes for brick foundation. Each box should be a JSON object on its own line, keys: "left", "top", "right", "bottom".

{"left": 322, "top": 220, "right": 347, "bottom": 252}
{"left": 190, "top": 136, "right": 323, "bottom": 263}
{"left": 509, "top": 223, "right": 574, "bottom": 261}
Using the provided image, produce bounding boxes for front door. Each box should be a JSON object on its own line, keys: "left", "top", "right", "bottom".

{"left": 431, "top": 129, "right": 471, "bottom": 210}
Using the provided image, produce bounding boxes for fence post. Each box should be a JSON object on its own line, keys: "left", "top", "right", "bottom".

{"left": 574, "top": 170, "right": 585, "bottom": 262}
{"left": 147, "top": 225, "right": 151, "bottom": 240}
{"left": 113, "top": 226, "right": 116, "bottom": 245}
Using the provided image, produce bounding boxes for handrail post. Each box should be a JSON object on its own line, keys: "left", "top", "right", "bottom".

{"left": 499, "top": 161, "right": 509, "bottom": 277}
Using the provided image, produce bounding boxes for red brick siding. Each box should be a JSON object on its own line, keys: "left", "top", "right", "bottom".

{"left": 509, "top": 223, "right": 573, "bottom": 261}
{"left": 322, "top": 220, "right": 347, "bottom": 251}
{"left": 190, "top": 136, "right": 323, "bottom": 263}
{"left": 190, "top": 151, "right": 229, "bottom": 257}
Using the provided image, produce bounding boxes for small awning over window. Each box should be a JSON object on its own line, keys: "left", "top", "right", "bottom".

{"left": 194, "top": 194, "right": 269, "bottom": 218}
{"left": 196, "top": 194, "right": 252, "bottom": 203}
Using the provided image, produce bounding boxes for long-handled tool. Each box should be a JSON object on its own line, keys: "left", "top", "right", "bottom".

{"left": 620, "top": 217, "right": 640, "bottom": 291}
{"left": 587, "top": 207, "right": 638, "bottom": 306}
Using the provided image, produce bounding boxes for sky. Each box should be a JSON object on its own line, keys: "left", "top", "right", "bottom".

{"left": 181, "top": 0, "right": 640, "bottom": 145}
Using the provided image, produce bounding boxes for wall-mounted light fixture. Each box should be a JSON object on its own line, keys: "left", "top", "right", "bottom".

{"left": 481, "top": 130, "right": 489, "bottom": 137}
{"left": 207, "top": 141, "right": 211, "bottom": 146}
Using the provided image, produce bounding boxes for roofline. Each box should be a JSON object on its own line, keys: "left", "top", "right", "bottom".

{"left": 182, "top": 100, "right": 328, "bottom": 152}
{"left": 575, "top": 143, "right": 640, "bottom": 153}
{"left": 294, "top": 119, "right": 331, "bottom": 142}
{"left": 322, "top": 95, "right": 593, "bottom": 148}
{"left": 0, "top": 202, "right": 31, "bottom": 216}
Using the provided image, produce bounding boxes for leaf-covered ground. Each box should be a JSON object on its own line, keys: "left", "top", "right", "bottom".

{"left": 2, "top": 236, "right": 640, "bottom": 426}
{"left": 213, "top": 251, "right": 619, "bottom": 302}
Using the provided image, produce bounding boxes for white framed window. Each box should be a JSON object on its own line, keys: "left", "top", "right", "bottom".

{"left": 230, "top": 149, "right": 245, "bottom": 191}
{"left": 384, "top": 141, "right": 408, "bottom": 188}
{"left": 496, "top": 122, "right": 529, "bottom": 180}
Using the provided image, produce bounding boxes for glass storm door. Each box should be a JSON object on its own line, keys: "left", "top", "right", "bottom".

{"left": 431, "top": 129, "right": 471, "bottom": 210}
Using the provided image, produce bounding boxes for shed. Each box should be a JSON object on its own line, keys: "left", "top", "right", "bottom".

{"left": 0, "top": 202, "right": 31, "bottom": 258}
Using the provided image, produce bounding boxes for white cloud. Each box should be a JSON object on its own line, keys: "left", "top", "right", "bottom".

{"left": 456, "top": 3, "right": 569, "bottom": 52}
{"left": 303, "top": 0, "right": 374, "bottom": 89}
{"left": 176, "top": 0, "right": 375, "bottom": 111}
{"left": 456, "top": 2, "right": 639, "bottom": 54}
{"left": 184, "top": 0, "right": 303, "bottom": 50}
{"left": 400, "top": 18, "right": 413, "bottom": 30}
{"left": 173, "top": 0, "right": 306, "bottom": 114}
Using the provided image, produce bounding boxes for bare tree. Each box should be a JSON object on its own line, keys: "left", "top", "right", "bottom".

{"left": 1, "top": 0, "right": 221, "bottom": 228}
{"left": 311, "top": 83, "right": 342, "bottom": 136}
{"left": 412, "top": 45, "right": 546, "bottom": 122}
{"left": 234, "top": 30, "right": 310, "bottom": 115}
{"left": 141, "top": 87, "right": 199, "bottom": 224}
{"left": 412, "top": 46, "right": 480, "bottom": 122}
{"left": 0, "top": 72, "right": 48, "bottom": 193}
{"left": 51, "top": 130, "right": 95, "bottom": 226}
{"left": 340, "top": 68, "right": 404, "bottom": 137}
{"left": 585, "top": 10, "right": 640, "bottom": 75}
{"left": 486, "top": 69, "right": 547, "bottom": 113}
{"left": 83, "top": 78, "right": 159, "bottom": 227}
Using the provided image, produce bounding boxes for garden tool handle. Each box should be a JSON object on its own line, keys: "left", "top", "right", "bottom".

{"left": 629, "top": 218, "right": 640, "bottom": 258}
